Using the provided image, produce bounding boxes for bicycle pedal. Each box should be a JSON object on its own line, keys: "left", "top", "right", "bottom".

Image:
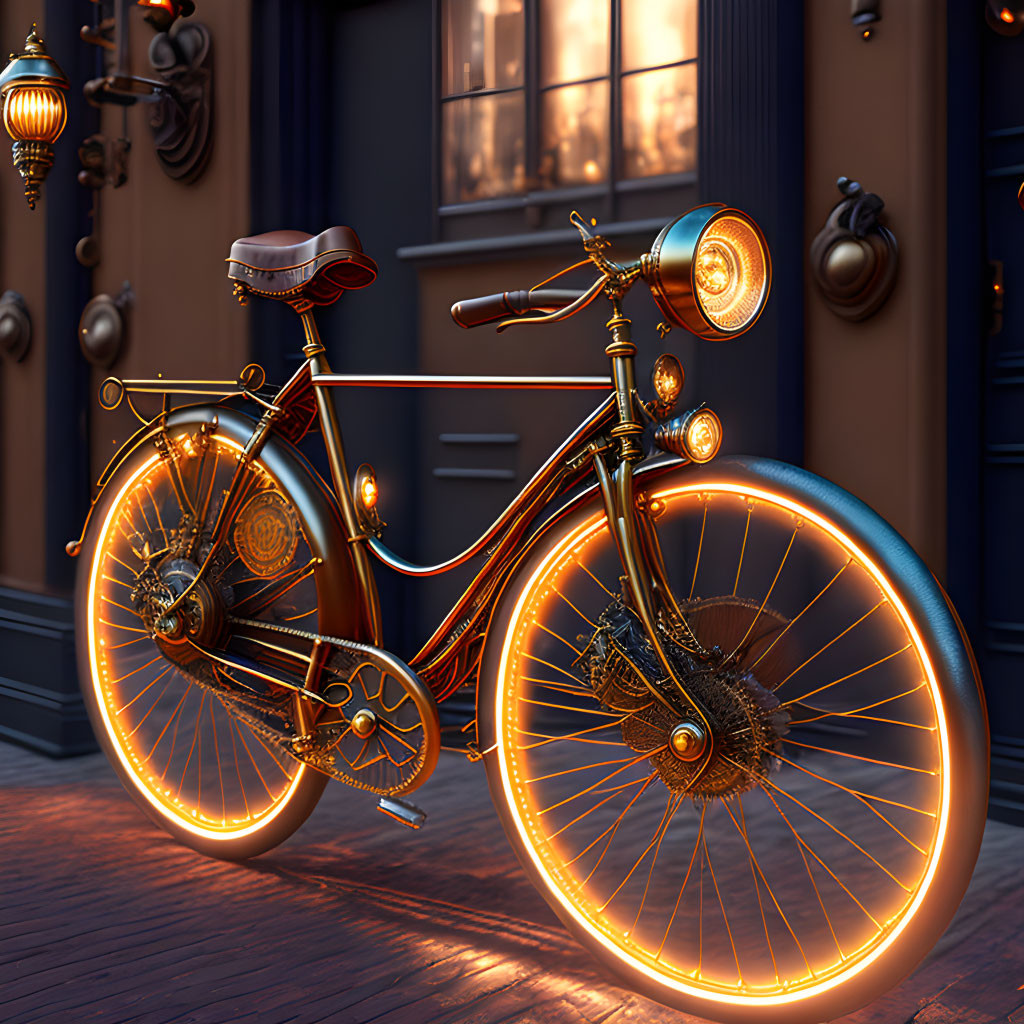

{"left": 377, "top": 796, "right": 427, "bottom": 829}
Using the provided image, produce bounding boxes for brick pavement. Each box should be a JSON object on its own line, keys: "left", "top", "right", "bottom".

{"left": 0, "top": 742, "right": 1021, "bottom": 1024}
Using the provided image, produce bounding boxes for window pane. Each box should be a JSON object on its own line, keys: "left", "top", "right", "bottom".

{"left": 621, "top": 64, "right": 697, "bottom": 179}
{"left": 621, "top": 0, "right": 697, "bottom": 72}
{"left": 539, "top": 80, "right": 609, "bottom": 188}
{"left": 442, "top": 93, "right": 526, "bottom": 203}
{"left": 442, "top": 0, "right": 524, "bottom": 96}
{"left": 539, "top": 0, "right": 609, "bottom": 87}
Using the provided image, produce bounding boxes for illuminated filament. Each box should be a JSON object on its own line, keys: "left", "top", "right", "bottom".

{"left": 694, "top": 215, "right": 768, "bottom": 333}
{"left": 2, "top": 85, "right": 66, "bottom": 143}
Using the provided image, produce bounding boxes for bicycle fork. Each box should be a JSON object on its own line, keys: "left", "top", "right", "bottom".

{"left": 592, "top": 304, "right": 716, "bottom": 781}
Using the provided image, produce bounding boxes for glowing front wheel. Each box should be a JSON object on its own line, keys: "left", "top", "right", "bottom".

{"left": 480, "top": 457, "right": 987, "bottom": 1024}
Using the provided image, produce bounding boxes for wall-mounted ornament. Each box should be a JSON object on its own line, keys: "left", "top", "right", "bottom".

{"left": 80, "top": 0, "right": 213, "bottom": 184}
{"left": 810, "top": 176, "right": 898, "bottom": 322}
{"left": 986, "top": 1, "right": 1024, "bottom": 36}
{"left": 0, "top": 291, "right": 32, "bottom": 362}
{"left": 79, "top": 282, "right": 133, "bottom": 367}
{"left": 0, "top": 26, "right": 70, "bottom": 209}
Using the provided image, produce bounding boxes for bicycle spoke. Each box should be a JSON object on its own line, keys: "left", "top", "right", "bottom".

{"left": 597, "top": 792, "right": 682, "bottom": 913}
{"left": 732, "top": 503, "right": 753, "bottom": 596}
{"left": 571, "top": 554, "right": 616, "bottom": 598}
{"left": 545, "top": 774, "right": 656, "bottom": 841}
{"left": 521, "top": 697, "right": 622, "bottom": 717}
{"left": 553, "top": 586, "right": 597, "bottom": 628}
{"left": 688, "top": 500, "right": 707, "bottom": 600}
{"left": 726, "top": 754, "right": 912, "bottom": 891}
{"left": 772, "top": 599, "right": 888, "bottom": 692}
{"left": 781, "top": 738, "right": 935, "bottom": 776}
{"left": 788, "top": 681, "right": 928, "bottom": 724}
{"left": 781, "top": 645, "right": 915, "bottom": 706}
{"left": 538, "top": 748, "right": 665, "bottom": 815}
{"left": 655, "top": 799, "right": 706, "bottom": 958}
{"left": 772, "top": 750, "right": 934, "bottom": 821}
{"left": 759, "top": 782, "right": 881, "bottom": 929}
{"left": 535, "top": 622, "right": 582, "bottom": 656}
{"left": 227, "top": 717, "right": 251, "bottom": 820}
{"left": 749, "top": 559, "right": 851, "bottom": 671}
{"left": 727, "top": 525, "right": 798, "bottom": 661}
{"left": 140, "top": 686, "right": 189, "bottom": 767}
{"left": 115, "top": 661, "right": 171, "bottom": 712}
{"left": 703, "top": 830, "right": 742, "bottom": 983}
{"left": 572, "top": 775, "right": 658, "bottom": 880}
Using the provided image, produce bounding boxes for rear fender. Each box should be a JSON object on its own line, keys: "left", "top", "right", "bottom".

{"left": 73, "top": 404, "right": 365, "bottom": 643}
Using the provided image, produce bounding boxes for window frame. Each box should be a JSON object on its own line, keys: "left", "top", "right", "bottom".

{"left": 433, "top": 0, "right": 698, "bottom": 237}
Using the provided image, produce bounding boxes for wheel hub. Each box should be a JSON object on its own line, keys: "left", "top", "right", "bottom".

{"left": 668, "top": 720, "right": 707, "bottom": 761}
{"left": 133, "top": 558, "right": 226, "bottom": 656}
{"left": 584, "top": 601, "right": 790, "bottom": 799}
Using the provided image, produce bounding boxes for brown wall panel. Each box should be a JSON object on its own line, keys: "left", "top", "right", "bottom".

{"left": 804, "top": 0, "right": 947, "bottom": 573}
{"left": 89, "top": 1, "right": 252, "bottom": 477}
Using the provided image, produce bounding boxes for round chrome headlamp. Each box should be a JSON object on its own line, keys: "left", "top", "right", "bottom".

{"left": 643, "top": 205, "right": 771, "bottom": 340}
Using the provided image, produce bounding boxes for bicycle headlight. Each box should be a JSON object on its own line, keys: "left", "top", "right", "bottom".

{"left": 653, "top": 407, "right": 723, "bottom": 464}
{"left": 643, "top": 205, "right": 771, "bottom": 340}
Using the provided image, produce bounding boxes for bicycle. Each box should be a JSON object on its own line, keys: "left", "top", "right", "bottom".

{"left": 69, "top": 205, "right": 989, "bottom": 1024}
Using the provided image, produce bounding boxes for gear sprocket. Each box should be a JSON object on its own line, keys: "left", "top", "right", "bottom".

{"left": 583, "top": 599, "right": 790, "bottom": 798}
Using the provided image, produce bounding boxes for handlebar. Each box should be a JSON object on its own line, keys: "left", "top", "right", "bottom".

{"left": 450, "top": 288, "right": 583, "bottom": 329}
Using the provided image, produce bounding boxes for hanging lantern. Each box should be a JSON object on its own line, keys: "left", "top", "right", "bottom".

{"left": 0, "top": 25, "right": 69, "bottom": 210}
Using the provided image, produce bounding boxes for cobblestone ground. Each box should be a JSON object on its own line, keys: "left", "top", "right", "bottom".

{"left": 0, "top": 742, "right": 1021, "bottom": 1024}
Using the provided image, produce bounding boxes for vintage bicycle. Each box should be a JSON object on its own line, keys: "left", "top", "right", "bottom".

{"left": 69, "top": 205, "right": 989, "bottom": 1024}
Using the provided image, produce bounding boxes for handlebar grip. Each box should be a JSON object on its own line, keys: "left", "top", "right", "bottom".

{"left": 450, "top": 288, "right": 581, "bottom": 329}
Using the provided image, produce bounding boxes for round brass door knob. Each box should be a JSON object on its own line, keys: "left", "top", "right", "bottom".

{"left": 810, "top": 177, "right": 898, "bottom": 322}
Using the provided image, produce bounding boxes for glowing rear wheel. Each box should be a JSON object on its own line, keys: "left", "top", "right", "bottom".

{"left": 76, "top": 423, "right": 329, "bottom": 859}
{"left": 481, "top": 457, "right": 987, "bottom": 1024}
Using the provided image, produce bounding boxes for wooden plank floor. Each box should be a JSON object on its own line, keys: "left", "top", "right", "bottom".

{"left": 0, "top": 742, "right": 1021, "bottom": 1024}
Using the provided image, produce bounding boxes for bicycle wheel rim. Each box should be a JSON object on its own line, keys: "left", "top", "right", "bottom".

{"left": 491, "top": 473, "right": 956, "bottom": 1010}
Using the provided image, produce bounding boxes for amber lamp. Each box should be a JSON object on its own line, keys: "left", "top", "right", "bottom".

{"left": 137, "top": 0, "right": 196, "bottom": 31}
{"left": 0, "top": 26, "right": 69, "bottom": 210}
{"left": 642, "top": 204, "right": 771, "bottom": 341}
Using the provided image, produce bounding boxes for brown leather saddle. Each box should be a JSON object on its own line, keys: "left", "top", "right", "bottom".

{"left": 226, "top": 226, "right": 377, "bottom": 307}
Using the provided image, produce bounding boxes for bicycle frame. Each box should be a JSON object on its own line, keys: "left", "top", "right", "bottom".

{"left": 72, "top": 220, "right": 728, "bottom": 777}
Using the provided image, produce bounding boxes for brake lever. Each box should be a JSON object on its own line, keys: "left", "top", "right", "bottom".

{"left": 495, "top": 274, "right": 610, "bottom": 333}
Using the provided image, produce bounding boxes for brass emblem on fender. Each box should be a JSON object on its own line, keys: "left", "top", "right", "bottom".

{"left": 233, "top": 490, "right": 299, "bottom": 577}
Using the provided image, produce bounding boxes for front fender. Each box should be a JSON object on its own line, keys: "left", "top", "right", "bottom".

{"left": 72, "top": 404, "right": 365, "bottom": 642}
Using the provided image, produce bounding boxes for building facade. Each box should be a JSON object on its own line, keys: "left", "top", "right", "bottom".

{"left": 0, "top": 0, "right": 1019, "bottom": 822}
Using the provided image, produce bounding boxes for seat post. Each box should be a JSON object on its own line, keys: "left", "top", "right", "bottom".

{"left": 296, "top": 303, "right": 383, "bottom": 645}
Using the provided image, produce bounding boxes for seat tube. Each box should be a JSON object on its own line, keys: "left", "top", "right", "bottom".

{"left": 299, "top": 308, "right": 383, "bottom": 646}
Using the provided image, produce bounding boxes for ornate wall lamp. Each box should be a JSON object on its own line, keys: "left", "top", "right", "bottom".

{"left": 0, "top": 26, "right": 70, "bottom": 209}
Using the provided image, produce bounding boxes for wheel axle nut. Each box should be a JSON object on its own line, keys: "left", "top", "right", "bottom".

{"left": 669, "top": 721, "right": 707, "bottom": 761}
{"left": 351, "top": 708, "right": 377, "bottom": 739}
